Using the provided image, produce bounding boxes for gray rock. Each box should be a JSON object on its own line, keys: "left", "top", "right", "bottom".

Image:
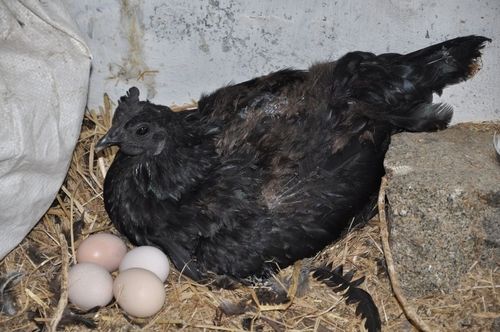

{"left": 384, "top": 122, "right": 500, "bottom": 297}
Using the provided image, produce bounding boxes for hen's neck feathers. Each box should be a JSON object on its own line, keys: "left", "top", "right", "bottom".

{"left": 131, "top": 111, "right": 218, "bottom": 202}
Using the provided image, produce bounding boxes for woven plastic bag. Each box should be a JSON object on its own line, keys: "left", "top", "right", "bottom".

{"left": 0, "top": 0, "right": 91, "bottom": 259}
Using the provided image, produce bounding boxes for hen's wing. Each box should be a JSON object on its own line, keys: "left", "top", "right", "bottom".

{"left": 175, "top": 63, "right": 389, "bottom": 277}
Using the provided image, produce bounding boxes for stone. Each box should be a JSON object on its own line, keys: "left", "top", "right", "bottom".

{"left": 384, "top": 122, "right": 500, "bottom": 297}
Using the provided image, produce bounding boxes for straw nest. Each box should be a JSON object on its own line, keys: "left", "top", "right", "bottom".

{"left": 0, "top": 95, "right": 498, "bottom": 331}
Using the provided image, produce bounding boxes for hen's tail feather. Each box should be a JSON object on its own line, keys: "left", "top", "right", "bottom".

{"left": 382, "top": 35, "right": 490, "bottom": 132}
{"left": 395, "top": 35, "right": 491, "bottom": 93}
{"left": 335, "top": 35, "right": 490, "bottom": 133}
{"left": 313, "top": 264, "right": 381, "bottom": 332}
{"left": 364, "top": 103, "right": 453, "bottom": 132}
{"left": 382, "top": 102, "right": 454, "bottom": 132}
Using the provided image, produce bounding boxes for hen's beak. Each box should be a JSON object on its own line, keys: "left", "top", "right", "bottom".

{"left": 95, "top": 130, "right": 119, "bottom": 153}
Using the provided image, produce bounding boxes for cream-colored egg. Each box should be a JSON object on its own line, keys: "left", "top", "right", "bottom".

{"left": 76, "top": 233, "right": 127, "bottom": 272}
{"left": 119, "top": 246, "right": 170, "bottom": 282}
{"left": 113, "top": 268, "right": 166, "bottom": 317}
{"left": 68, "top": 263, "right": 114, "bottom": 310}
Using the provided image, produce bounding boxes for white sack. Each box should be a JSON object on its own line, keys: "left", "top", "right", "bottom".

{"left": 0, "top": 0, "right": 91, "bottom": 259}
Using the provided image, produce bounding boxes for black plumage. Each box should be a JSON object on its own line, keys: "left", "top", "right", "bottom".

{"left": 96, "top": 36, "right": 489, "bottom": 284}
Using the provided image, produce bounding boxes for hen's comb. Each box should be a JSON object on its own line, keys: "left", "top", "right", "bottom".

{"left": 113, "top": 87, "right": 142, "bottom": 122}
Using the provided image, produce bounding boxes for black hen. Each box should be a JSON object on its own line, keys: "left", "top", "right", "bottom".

{"left": 96, "top": 36, "right": 489, "bottom": 283}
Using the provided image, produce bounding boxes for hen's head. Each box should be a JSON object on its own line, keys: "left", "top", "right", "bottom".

{"left": 96, "top": 87, "right": 174, "bottom": 156}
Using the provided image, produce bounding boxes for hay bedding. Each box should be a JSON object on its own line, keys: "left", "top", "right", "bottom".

{"left": 0, "top": 95, "right": 498, "bottom": 332}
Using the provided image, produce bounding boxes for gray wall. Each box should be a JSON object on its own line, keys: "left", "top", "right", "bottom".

{"left": 67, "top": 0, "right": 500, "bottom": 123}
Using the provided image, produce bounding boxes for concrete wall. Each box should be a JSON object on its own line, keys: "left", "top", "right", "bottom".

{"left": 66, "top": 0, "right": 500, "bottom": 123}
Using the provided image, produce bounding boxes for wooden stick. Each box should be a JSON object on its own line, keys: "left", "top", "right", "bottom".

{"left": 49, "top": 231, "right": 70, "bottom": 332}
{"left": 377, "top": 176, "right": 435, "bottom": 332}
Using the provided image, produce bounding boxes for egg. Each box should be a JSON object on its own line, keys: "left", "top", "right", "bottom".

{"left": 76, "top": 233, "right": 127, "bottom": 272}
{"left": 119, "top": 246, "right": 170, "bottom": 282}
{"left": 113, "top": 268, "right": 166, "bottom": 317}
{"left": 68, "top": 263, "right": 114, "bottom": 310}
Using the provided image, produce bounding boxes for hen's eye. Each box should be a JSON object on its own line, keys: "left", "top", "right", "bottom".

{"left": 136, "top": 126, "right": 149, "bottom": 136}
